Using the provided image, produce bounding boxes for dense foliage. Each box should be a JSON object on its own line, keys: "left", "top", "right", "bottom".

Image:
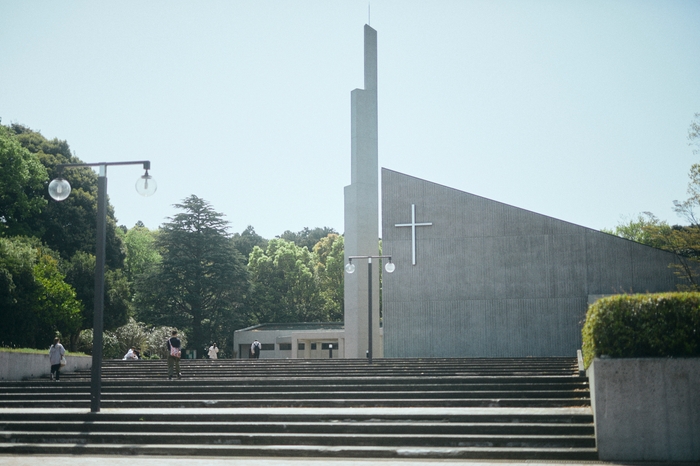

{"left": 582, "top": 293, "right": 700, "bottom": 368}
{"left": 277, "top": 227, "right": 338, "bottom": 251}
{"left": 0, "top": 125, "right": 48, "bottom": 237}
{"left": 247, "top": 238, "right": 327, "bottom": 324}
{"left": 0, "top": 236, "right": 82, "bottom": 348}
{"left": 0, "top": 124, "right": 130, "bottom": 350}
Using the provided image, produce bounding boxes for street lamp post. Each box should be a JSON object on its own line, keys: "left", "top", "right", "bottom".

{"left": 345, "top": 255, "right": 395, "bottom": 364}
{"left": 48, "top": 161, "right": 156, "bottom": 412}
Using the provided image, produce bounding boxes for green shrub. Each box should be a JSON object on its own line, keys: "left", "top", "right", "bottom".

{"left": 582, "top": 292, "right": 700, "bottom": 368}
{"left": 77, "top": 329, "right": 121, "bottom": 359}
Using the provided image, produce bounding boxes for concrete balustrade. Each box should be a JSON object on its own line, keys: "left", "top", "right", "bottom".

{"left": 589, "top": 357, "right": 700, "bottom": 462}
{"left": 0, "top": 351, "right": 91, "bottom": 381}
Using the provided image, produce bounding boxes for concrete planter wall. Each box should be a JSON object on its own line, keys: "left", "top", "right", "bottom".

{"left": 0, "top": 352, "right": 91, "bottom": 381}
{"left": 588, "top": 357, "right": 700, "bottom": 462}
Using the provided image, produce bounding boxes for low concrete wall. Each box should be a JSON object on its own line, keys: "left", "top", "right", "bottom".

{"left": 589, "top": 357, "right": 700, "bottom": 462}
{"left": 0, "top": 352, "right": 92, "bottom": 381}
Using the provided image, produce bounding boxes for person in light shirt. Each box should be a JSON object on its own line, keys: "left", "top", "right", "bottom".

{"left": 48, "top": 337, "right": 66, "bottom": 381}
{"left": 123, "top": 347, "right": 139, "bottom": 360}
{"left": 207, "top": 343, "right": 219, "bottom": 359}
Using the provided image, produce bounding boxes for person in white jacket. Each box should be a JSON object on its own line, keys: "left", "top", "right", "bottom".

{"left": 123, "top": 347, "right": 139, "bottom": 360}
{"left": 48, "top": 337, "right": 65, "bottom": 381}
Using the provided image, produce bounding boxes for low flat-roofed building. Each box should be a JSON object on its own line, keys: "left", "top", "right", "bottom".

{"left": 233, "top": 322, "right": 345, "bottom": 359}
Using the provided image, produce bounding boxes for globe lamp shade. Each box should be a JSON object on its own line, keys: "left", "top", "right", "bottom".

{"left": 48, "top": 178, "right": 71, "bottom": 201}
{"left": 135, "top": 172, "right": 157, "bottom": 196}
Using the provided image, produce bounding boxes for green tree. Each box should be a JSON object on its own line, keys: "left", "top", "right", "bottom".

{"left": 674, "top": 114, "right": 700, "bottom": 224}
{"left": 0, "top": 237, "right": 39, "bottom": 346}
{"left": 104, "top": 268, "right": 131, "bottom": 330}
{"left": 689, "top": 112, "right": 700, "bottom": 156}
{"left": 277, "top": 226, "right": 338, "bottom": 251}
{"left": 135, "top": 195, "right": 249, "bottom": 356}
{"left": 247, "top": 238, "right": 327, "bottom": 324}
{"left": 606, "top": 115, "right": 700, "bottom": 290}
{"left": 0, "top": 237, "right": 81, "bottom": 348}
{"left": 231, "top": 225, "right": 267, "bottom": 260}
{"left": 9, "top": 124, "right": 125, "bottom": 270}
{"left": 33, "top": 247, "right": 83, "bottom": 346}
{"left": 313, "top": 233, "right": 345, "bottom": 321}
{"left": 660, "top": 114, "right": 700, "bottom": 289}
{"left": 0, "top": 126, "right": 48, "bottom": 237}
{"left": 64, "top": 250, "right": 131, "bottom": 344}
{"left": 602, "top": 212, "right": 668, "bottom": 247}
{"left": 123, "top": 221, "right": 161, "bottom": 284}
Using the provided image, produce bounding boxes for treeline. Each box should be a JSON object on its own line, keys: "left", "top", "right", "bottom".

{"left": 0, "top": 123, "right": 344, "bottom": 357}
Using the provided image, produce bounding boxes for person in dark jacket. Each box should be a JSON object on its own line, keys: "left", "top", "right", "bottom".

{"left": 167, "top": 330, "right": 182, "bottom": 380}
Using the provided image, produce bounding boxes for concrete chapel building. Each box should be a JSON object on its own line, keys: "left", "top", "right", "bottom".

{"left": 380, "top": 169, "right": 683, "bottom": 357}
{"left": 233, "top": 24, "right": 685, "bottom": 359}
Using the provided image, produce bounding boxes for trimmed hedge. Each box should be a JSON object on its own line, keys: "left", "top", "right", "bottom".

{"left": 582, "top": 292, "right": 700, "bottom": 369}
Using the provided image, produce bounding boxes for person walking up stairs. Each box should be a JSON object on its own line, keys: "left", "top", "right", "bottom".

{"left": 166, "top": 330, "right": 182, "bottom": 380}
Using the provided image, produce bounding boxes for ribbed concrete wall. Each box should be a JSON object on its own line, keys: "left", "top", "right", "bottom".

{"left": 381, "top": 169, "right": 683, "bottom": 357}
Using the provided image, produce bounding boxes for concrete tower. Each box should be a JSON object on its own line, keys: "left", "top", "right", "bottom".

{"left": 344, "top": 25, "right": 381, "bottom": 359}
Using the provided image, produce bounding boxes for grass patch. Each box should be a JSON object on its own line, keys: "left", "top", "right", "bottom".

{"left": 0, "top": 347, "right": 89, "bottom": 357}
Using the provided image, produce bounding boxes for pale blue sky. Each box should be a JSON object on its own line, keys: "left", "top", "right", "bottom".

{"left": 1, "top": 1, "right": 699, "bottom": 239}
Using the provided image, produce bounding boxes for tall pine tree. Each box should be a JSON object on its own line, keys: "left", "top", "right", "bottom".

{"left": 135, "top": 195, "right": 249, "bottom": 356}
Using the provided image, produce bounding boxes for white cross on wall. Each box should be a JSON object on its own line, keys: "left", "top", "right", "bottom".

{"left": 395, "top": 204, "right": 433, "bottom": 265}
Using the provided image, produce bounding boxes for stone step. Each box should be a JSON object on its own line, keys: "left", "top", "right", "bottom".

{"left": 0, "top": 430, "right": 596, "bottom": 448}
{"left": 0, "top": 389, "right": 586, "bottom": 400}
{"left": 4, "top": 379, "right": 588, "bottom": 387}
{"left": 0, "top": 442, "right": 600, "bottom": 460}
{"left": 0, "top": 410, "right": 594, "bottom": 424}
{"left": 0, "top": 380, "right": 590, "bottom": 391}
{"left": 99, "top": 357, "right": 578, "bottom": 365}
{"left": 0, "top": 398, "right": 589, "bottom": 409}
{"left": 89, "top": 358, "right": 583, "bottom": 375}
{"left": 0, "top": 420, "right": 594, "bottom": 435}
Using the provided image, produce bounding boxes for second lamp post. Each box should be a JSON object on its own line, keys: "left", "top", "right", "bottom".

{"left": 345, "top": 255, "right": 394, "bottom": 364}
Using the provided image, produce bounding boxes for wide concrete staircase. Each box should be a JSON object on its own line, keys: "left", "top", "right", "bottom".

{"left": 0, "top": 357, "right": 597, "bottom": 460}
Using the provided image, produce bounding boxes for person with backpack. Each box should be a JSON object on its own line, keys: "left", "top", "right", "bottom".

{"left": 250, "top": 339, "right": 261, "bottom": 359}
{"left": 166, "top": 330, "right": 182, "bottom": 380}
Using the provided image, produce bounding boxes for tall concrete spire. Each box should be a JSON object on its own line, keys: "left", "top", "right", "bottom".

{"left": 344, "top": 25, "right": 381, "bottom": 359}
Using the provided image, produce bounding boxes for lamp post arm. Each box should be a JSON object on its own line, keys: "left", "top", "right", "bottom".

{"left": 347, "top": 255, "right": 392, "bottom": 260}
{"left": 54, "top": 161, "right": 151, "bottom": 171}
